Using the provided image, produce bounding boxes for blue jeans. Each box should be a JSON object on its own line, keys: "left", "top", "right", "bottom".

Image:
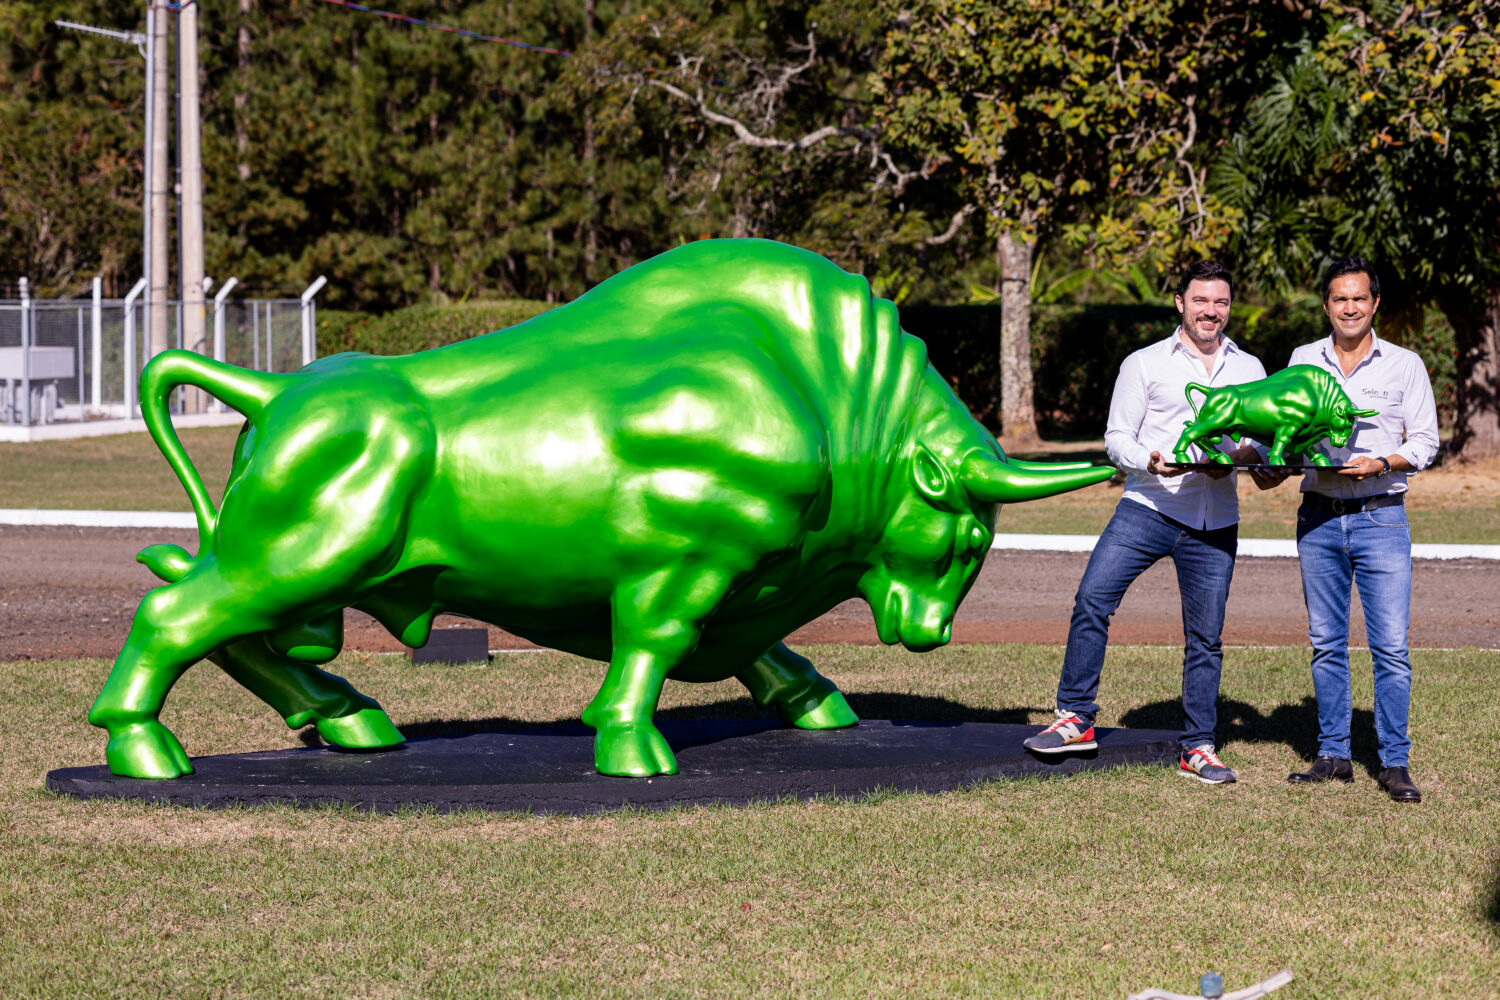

{"left": 1057, "top": 499, "right": 1238, "bottom": 749}
{"left": 1295, "top": 499, "right": 1413, "bottom": 767}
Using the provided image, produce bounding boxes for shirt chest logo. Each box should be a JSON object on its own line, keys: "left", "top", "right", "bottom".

{"left": 1360, "top": 387, "right": 1391, "bottom": 400}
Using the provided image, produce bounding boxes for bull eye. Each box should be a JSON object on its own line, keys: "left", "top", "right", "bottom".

{"left": 969, "top": 523, "right": 987, "bottom": 552}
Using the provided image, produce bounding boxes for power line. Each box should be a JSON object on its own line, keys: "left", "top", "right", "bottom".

{"left": 318, "top": 0, "right": 572, "bottom": 56}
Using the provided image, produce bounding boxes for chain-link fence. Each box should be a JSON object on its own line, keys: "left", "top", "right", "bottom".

{"left": 0, "top": 288, "right": 315, "bottom": 430}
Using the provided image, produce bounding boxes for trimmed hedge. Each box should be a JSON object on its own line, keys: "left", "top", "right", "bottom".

{"left": 313, "top": 296, "right": 1455, "bottom": 438}
{"left": 317, "top": 299, "right": 555, "bottom": 357}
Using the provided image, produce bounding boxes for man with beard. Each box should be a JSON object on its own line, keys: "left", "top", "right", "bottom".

{"left": 1024, "top": 261, "right": 1267, "bottom": 785}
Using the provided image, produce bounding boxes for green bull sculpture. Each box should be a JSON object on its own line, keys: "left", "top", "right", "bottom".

{"left": 1173, "top": 364, "right": 1379, "bottom": 467}
{"left": 89, "top": 239, "right": 1115, "bottom": 780}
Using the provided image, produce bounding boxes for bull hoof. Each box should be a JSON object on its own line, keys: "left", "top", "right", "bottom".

{"left": 312, "top": 707, "right": 406, "bottom": 750}
{"left": 777, "top": 681, "right": 859, "bottom": 730}
{"left": 104, "top": 720, "right": 194, "bottom": 779}
{"left": 594, "top": 722, "right": 678, "bottom": 777}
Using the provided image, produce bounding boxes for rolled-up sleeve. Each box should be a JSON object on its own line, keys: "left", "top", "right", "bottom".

{"left": 1397, "top": 357, "right": 1441, "bottom": 471}
{"left": 1105, "top": 353, "right": 1153, "bottom": 473}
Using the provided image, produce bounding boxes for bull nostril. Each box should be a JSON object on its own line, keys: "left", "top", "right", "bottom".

{"left": 941, "top": 620, "right": 953, "bottom": 643}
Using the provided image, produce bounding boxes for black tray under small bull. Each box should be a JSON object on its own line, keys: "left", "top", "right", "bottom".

{"left": 1168, "top": 462, "right": 1352, "bottom": 472}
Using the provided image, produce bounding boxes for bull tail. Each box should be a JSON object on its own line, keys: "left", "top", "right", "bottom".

{"left": 138, "top": 349, "right": 290, "bottom": 542}
{"left": 1183, "top": 382, "right": 1212, "bottom": 419}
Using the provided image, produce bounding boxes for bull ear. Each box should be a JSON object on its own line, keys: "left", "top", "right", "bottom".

{"left": 961, "top": 451, "right": 1117, "bottom": 504}
{"left": 911, "top": 444, "right": 965, "bottom": 513}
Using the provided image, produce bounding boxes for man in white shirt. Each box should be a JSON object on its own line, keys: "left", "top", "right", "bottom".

{"left": 1275, "top": 257, "right": 1439, "bottom": 803}
{"left": 1024, "top": 261, "right": 1266, "bottom": 784}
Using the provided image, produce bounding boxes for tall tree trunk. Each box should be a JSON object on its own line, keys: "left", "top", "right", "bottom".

{"left": 997, "top": 230, "right": 1039, "bottom": 446}
{"left": 1444, "top": 287, "right": 1500, "bottom": 461}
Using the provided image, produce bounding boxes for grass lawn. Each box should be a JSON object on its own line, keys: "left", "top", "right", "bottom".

{"left": 0, "top": 427, "right": 238, "bottom": 512}
{"left": 3, "top": 428, "right": 1497, "bottom": 543}
{"left": 3, "top": 644, "right": 1495, "bottom": 998}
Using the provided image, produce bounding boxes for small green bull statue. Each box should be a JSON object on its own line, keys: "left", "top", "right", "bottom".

{"left": 90, "top": 239, "right": 1114, "bottom": 780}
{"left": 1173, "top": 364, "right": 1379, "bottom": 467}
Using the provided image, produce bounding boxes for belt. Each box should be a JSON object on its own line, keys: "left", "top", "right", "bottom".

{"left": 1303, "top": 492, "right": 1404, "bottom": 515}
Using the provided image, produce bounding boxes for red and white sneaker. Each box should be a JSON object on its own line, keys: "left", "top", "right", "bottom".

{"left": 1179, "top": 745, "right": 1237, "bottom": 784}
{"left": 1023, "top": 713, "right": 1098, "bottom": 754}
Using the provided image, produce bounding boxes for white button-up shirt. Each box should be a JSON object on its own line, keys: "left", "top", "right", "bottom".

{"left": 1106, "top": 330, "right": 1268, "bottom": 530}
{"left": 1288, "top": 332, "right": 1440, "bottom": 499}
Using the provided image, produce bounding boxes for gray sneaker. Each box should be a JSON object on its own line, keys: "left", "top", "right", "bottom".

{"left": 1178, "top": 744, "right": 1237, "bottom": 784}
{"left": 1023, "top": 713, "right": 1098, "bottom": 754}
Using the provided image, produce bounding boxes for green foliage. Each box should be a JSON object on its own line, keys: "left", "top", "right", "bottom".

{"left": 580, "top": 2, "right": 947, "bottom": 285}
{"left": 1, "top": 1, "right": 725, "bottom": 307}
{"left": 0, "top": 0, "right": 1487, "bottom": 456}
{"left": 1206, "top": 4, "right": 1499, "bottom": 456}
{"left": 0, "top": 0, "right": 148, "bottom": 297}
{"left": 873, "top": 1, "right": 1276, "bottom": 268}
{"left": 316, "top": 299, "right": 554, "bottom": 356}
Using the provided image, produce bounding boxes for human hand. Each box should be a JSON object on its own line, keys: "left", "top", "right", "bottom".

{"left": 1148, "top": 450, "right": 1190, "bottom": 478}
{"left": 1338, "top": 455, "right": 1386, "bottom": 481}
{"left": 1248, "top": 466, "right": 1293, "bottom": 490}
{"left": 1229, "top": 444, "right": 1291, "bottom": 490}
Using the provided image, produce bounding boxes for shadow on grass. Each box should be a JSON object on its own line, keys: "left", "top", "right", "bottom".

{"left": 356, "top": 692, "right": 1041, "bottom": 745}
{"left": 1488, "top": 861, "right": 1500, "bottom": 935}
{"left": 1118, "top": 696, "right": 1385, "bottom": 776}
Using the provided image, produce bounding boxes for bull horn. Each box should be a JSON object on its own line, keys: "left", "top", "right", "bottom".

{"left": 961, "top": 452, "right": 1116, "bottom": 504}
{"left": 1351, "top": 407, "right": 1380, "bottom": 418}
{"left": 1003, "top": 457, "right": 1097, "bottom": 471}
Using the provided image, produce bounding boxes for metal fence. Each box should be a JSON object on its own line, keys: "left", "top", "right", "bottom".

{"left": 0, "top": 277, "right": 323, "bottom": 429}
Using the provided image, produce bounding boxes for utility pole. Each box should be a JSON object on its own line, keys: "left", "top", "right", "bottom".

{"left": 149, "top": 0, "right": 171, "bottom": 362}
{"left": 51, "top": 18, "right": 152, "bottom": 358}
{"left": 178, "top": 0, "right": 207, "bottom": 411}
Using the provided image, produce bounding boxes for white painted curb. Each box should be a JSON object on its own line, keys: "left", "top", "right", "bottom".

{"left": 0, "top": 509, "right": 197, "bottom": 529}
{"left": 989, "top": 532, "right": 1500, "bottom": 561}
{"left": 1, "top": 511, "right": 1497, "bottom": 561}
{"left": 0, "top": 411, "right": 245, "bottom": 444}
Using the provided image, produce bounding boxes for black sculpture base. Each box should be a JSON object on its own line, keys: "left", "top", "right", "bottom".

{"left": 47, "top": 719, "right": 1182, "bottom": 815}
{"left": 1170, "top": 461, "right": 1350, "bottom": 472}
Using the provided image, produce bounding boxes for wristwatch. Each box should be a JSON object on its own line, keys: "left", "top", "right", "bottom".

{"left": 1375, "top": 456, "right": 1391, "bottom": 477}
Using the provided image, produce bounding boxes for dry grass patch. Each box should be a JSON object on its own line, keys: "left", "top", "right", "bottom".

{"left": 0, "top": 425, "right": 240, "bottom": 510}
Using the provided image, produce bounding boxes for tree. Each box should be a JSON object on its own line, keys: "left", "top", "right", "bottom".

{"left": 0, "top": 1, "right": 149, "bottom": 297}
{"left": 197, "top": 0, "right": 625, "bottom": 308}
{"left": 1211, "top": 1, "right": 1500, "bottom": 460}
{"left": 578, "top": 1, "right": 969, "bottom": 294}
{"left": 874, "top": 0, "right": 1271, "bottom": 445}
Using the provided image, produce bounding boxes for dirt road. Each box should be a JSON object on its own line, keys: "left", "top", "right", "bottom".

{"left": 2, "top": 526, "right": 1494, "bottom": 660}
